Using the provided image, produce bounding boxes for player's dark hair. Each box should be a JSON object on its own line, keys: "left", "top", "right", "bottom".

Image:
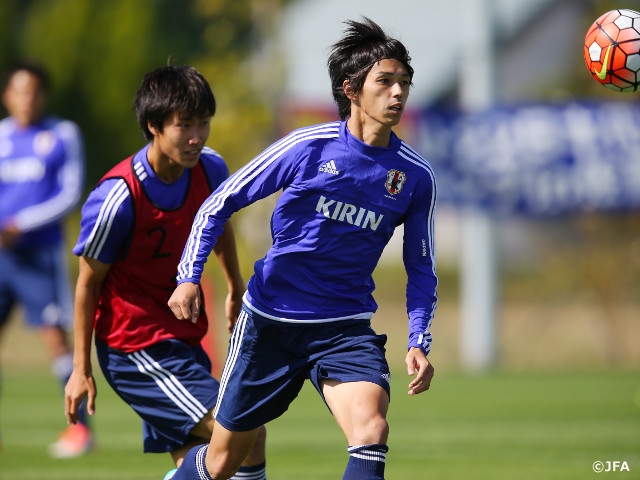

{"left": 1, "top": 60, "right": 50, "bottom": 95}
{"left": 328, "top": 17, "right": 414, "bottom": 120}
{"left": 134, "top": 65, "right": 216, "bottom": 141}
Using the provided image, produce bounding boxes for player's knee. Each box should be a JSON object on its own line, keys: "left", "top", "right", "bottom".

{"left": 372, "top": 416, "right": 389, "bottom": 443}
{"left": 354, "top": 415, "right": 389, "bottom": 445}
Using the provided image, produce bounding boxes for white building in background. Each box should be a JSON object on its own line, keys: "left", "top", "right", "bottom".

{"left": 278, "top": 0, "right": 587, "bottom": 107}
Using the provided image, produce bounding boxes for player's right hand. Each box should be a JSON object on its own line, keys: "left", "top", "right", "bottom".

{"left": 64, "top": 371, "right": 96, "bottom": 425}
{"left": 0, "top": 223, "right": 21, "bottom": 249}
{"left": 168, "top": 282, "right": 201, "bottom": 323}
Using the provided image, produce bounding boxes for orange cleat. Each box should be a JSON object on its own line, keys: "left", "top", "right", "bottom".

{"left": 48, "top": 423, "right": 93, "bottom": 459}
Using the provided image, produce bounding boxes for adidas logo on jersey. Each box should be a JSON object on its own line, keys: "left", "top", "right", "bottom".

{"left": 319, "top": 160, "right": 339, "bottom": 175}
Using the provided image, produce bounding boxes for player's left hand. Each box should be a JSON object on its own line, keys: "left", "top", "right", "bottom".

{"left": 224, "top": 290, "right": 244, "bottom": 333}
{"left": 406, "top": 347, "right": 434, "bottom": 395}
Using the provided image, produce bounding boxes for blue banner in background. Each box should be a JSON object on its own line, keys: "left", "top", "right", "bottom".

{"left": 417, "top": 102, "right": 640, "bottom": 215}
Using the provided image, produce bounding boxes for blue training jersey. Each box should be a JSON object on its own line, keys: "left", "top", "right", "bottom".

{"left": 73, "top": 145, "right": 229, "bottom": 264}
{"left": 177, "top": 120, "right": 438, "bottom": 354}
{"left": 0, "top": 115, "right": 84, "bottom": 249}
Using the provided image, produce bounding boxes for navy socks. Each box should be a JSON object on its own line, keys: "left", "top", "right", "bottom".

{"left": 343, "top": 444, "right": 388, "bottom": 479}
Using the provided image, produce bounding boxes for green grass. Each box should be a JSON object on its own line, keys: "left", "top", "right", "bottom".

{"left": 1, "top": 366, "right": 638, "bottom": 479}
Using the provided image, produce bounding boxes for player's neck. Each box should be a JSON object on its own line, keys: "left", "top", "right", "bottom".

{"left": 346, "top": 114, "right": 392, "bottom": 148}
{"left": 146, "top": 147, "right": 185, "bottom": 183}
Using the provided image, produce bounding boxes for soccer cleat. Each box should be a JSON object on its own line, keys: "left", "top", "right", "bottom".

{"left": 163, "top": 469, "right": 178, "bottom": 480}
{"left": 48, "top": 423, "right": 93, "bottom": 458}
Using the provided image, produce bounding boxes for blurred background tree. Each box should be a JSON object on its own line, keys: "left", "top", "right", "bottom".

{"left": 1, "top": 0, "right": 637, "bottom": 370}
{"left": 0, "top": 0, "right": 293, "bottom": 185}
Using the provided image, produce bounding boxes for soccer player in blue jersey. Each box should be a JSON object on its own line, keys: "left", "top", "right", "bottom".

{"left": 63, "top": 65, "right": 266, "bottom": 479}
{"left": 167, "top": 17, "right": 438, "bottom": 480}
{"left": 0, "top": 61, "right": 90, "bottom": 457}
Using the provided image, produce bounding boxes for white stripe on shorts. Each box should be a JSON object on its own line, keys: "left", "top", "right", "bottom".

{"left": 214, "top": 308, "right": 248, "bottom": 420}
{"left": 128, "top": 349, "right": 208, "bottom": 423}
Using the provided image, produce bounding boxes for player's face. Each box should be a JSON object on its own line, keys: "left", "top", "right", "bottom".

{"left": 1, "top": 70, "right": 47, "bottom": 128}
{"left": 153, "top": 111, "right": 211, "bottom": 170}
{"left": 352, "top": 58, "right": 411, "bottom": 129}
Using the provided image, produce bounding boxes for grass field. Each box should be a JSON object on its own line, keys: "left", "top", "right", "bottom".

{"left": 1, "top": 278, "right": 639, "bottom": 479}
{"left": 1, "top": 357, "right": 638, "bottom": 479}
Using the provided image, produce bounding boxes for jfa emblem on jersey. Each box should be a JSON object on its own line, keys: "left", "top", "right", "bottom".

{"left": 385, "top": 170, "right": 406, "bottom": 195}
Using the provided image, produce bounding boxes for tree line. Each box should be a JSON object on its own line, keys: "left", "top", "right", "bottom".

{"left": 0, "top": 0, "right": 294, "bottom": 186}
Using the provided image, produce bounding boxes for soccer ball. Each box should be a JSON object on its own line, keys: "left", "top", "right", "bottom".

{"left": 584, "top": 9, "right": 640, "bottom": 92}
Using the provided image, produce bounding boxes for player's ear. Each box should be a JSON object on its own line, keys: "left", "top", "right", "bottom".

{"left": 343, "top": 80, "right": 357, "bottom": 101}
{"left": 147, "top": 120, "right": 160, "bottom": 137}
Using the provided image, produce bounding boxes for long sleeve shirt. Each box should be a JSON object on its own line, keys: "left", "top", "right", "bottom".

{"left": 0, "top": 115, "right": 84, "bottom": 249}
{"left": 177, "top": 120, "right": 438, "bottom": 354}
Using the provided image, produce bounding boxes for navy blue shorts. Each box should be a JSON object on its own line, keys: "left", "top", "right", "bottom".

{"left": 214, "top": 304, "right": 390, "bottom": 432}
{"left": 0, "top": 245, "right": 72, "bottom": 329}
{"left": 96, "top": 338, "right": 219, "bottom": 453}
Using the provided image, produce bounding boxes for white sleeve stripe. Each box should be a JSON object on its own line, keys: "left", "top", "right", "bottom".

{"left": 398, "top": 148, "right": 438, "bottom": 265}
{"left": 399, "top": 142, "right": 429, "bottom": 166}
{"left": 178, "top": 124, "right": 340, "bottom": 280}
{"left": 216, "top": 123, "right": 339, "bottom": 201}
{"left": 400, "top": 141, "right": 438, "bottom": 349}
{"left": 82, "top": 179, "right": 129, "bottom": 258}
{"left": 180, "top": 148, "right": 281, "bottom": 279}
{"left": 398, "top": 141, "right": 438, "bottom": 257}
{"left": 133, "top": 160, "right": 147, "bottom": 181}
{"left": 397, "top": 145, "right": 433, "bottom": 173}
{"left": 428, "top": 168, "right": 437, "bottom": 264}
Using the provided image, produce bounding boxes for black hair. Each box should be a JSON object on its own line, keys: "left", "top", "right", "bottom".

{"left": 327, "top": 17, "right": 414, "bottom": 120}
{"left": 1, "top": 60, "right": 50, "bottom": 95}
{"left": 134, "top": 65, "right": 216, "bottom": 141}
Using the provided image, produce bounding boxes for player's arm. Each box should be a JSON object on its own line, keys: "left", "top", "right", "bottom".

{"left": 403, "top": 174, "right": 438, "bottom": 395}
{"left": 65, "top": 256, "right": 111, "bottom": 424}
{"left": 12, "top": 120, "right": 85, "bottom": 232}
{"left": 65, "top": 177, "right": 129, "bottom": 423}
{"left": 212, "top": 220, "right": 245, "bottom": 332}
{"left": 173, "top": 134, "right": 299, "bottom": 303}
